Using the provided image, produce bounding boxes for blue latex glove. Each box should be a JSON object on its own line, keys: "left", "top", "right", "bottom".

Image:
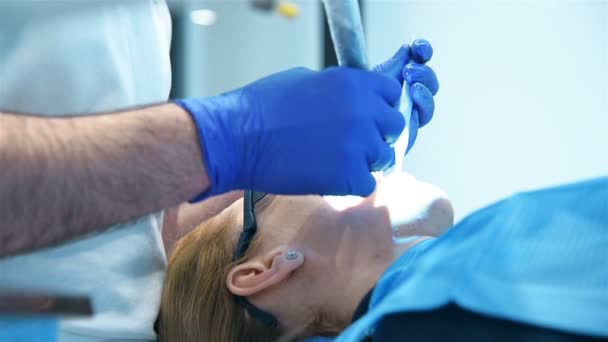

{"left": 372, "top": 39, "right": 438, "bottom": 154}
{"left": 176, "top": 67, "right": 404, "bottom": 200}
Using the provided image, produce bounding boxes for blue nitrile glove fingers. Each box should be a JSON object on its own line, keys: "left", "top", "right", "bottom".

{"left": 405, "top": 81, "right": 435, "bottom": 153}
{"left": 410, "top": 82, "right": 435, "bottom": 128}
{"left": 404, "top": 64, "right": 438, "bottom": 129}
{"left": 372, "top": 44, "right": 410, "bottom": 83}
{"left": 375, "top": 99, "right": 407, "bottom": 145}
{"left": 234, "top": 68, "right": 403, "bottom": 196}
{"left": 370, "top": 104, "right": 402, "bottom": 171}
{"left": 406, "top": 108, "right": 420, "bottom": 154}
{"left": 403, "top": 64, "right": 439, "bottom": 95}
{"left": 370, "top": 144, "right": 396, "bottom": 172}
{"left": 177, "top": 66, "right": 405, "bottom": 199}
{"left": 411, "top": 39, "right": 433, "bottom": 63}
{"left": 372, "top": 39, "right": 439, "bottom": 154}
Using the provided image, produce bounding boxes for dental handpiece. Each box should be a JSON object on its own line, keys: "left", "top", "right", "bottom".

{"left": 321, "top": 0, "right": 413, "bottom": 175}
{"left": 322, "top": 0, "right": 416, "bottom": 244}
{"left": 321, "top": 0, "right": 368, "bottom": 69}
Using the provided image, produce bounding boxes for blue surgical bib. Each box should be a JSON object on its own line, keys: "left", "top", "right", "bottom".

{"left": 337, "top": 177, "right": 608, "bottom": 341}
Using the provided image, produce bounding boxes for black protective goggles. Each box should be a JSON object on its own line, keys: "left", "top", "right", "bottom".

{"left": 232, "top": 191, "right": 279, "bottom": 328}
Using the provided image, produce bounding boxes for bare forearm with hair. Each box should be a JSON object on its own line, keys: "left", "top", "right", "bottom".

{"left": 0, "top": 103, "right": 210, "bottom": 257}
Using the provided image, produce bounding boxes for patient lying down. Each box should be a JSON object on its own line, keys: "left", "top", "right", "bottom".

{"left": 157, "top": 174, "right": 454, "bottom": 341}
{"left": 158, "top": 174, "right": 608, "bottom": 341}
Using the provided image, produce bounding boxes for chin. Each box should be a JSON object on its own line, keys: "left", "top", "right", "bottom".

{"left": 373, "top": 172, "right": 454, "bottom": 238}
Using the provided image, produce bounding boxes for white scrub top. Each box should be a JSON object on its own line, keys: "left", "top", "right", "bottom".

{"left": 0, "top": 1, "right": 172, "bottom": 341}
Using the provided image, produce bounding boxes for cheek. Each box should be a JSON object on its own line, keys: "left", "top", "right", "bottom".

{"left": 303, "top": 210, "right": 342, "bottom": 245}
{"left": 262, "top": 197, "right": 337, "bottom": 246}
{"left": 330, "top": 204, "right": 394, "bottom": 254}
{"left": 344, "top": 204, "right": 392, "bottom": 234}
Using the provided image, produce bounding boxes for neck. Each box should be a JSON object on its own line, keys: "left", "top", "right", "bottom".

{"left": 335, "top": 235, "right": 434, "bottom": 328}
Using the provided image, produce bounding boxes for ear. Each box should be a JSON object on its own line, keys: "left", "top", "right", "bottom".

{"left": 226, "top": 249, "right": 304, "bottom": 297}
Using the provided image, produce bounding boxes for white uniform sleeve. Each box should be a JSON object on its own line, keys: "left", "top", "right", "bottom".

{"left": 0, "top": 1, "right": 172, "bottom": 341}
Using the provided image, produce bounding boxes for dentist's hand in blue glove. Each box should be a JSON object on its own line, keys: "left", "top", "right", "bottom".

{"left": 176, "top": 67, "right": 404, "bottom": 200}
{"left": 373, "top": 39, "right": 439, "bottom": 153}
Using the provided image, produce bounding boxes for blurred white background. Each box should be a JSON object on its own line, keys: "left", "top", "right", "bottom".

{"left": 172, "top": 0, "right": 322, "bottom": 97}
{"left": 365, "top": 0, "right": 607, "bottom": 220}
{"left": 174, "top": 0, "right": 607, "bottom": 221}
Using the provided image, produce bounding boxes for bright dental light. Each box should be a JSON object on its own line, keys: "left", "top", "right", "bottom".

{"left": 190, "top": 9, "right": 217, "bottom": 26}
{"left": 324, "top": 172, "right": 449, "bottom": 244}
{"left": 324, "top": 195, "right": 364, "bottom": 211}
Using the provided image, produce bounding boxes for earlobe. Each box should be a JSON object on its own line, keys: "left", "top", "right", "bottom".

{"left": 226, "top": 250, "right": 304, "bottom": 297}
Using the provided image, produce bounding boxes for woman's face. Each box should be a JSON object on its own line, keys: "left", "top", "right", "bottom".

{"left": 237, "top": 173, "right": 453, "bottom": 265}
{"left": 223, "top": 173, "right": 454, "bottom": 330}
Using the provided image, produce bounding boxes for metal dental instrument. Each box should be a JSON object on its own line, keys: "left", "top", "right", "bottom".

{"left": 322, "top": 0, "right": 416, "bottom": 244}
{"left": 321, "top": 0, "right": 413, "bottom": 175}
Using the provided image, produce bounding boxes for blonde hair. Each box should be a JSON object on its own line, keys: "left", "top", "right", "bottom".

{"left": 158, "top": 210, "right": 282, "bottom": 342}
{"left": 158, "top": 201, "right": 347, "bottom": 341}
